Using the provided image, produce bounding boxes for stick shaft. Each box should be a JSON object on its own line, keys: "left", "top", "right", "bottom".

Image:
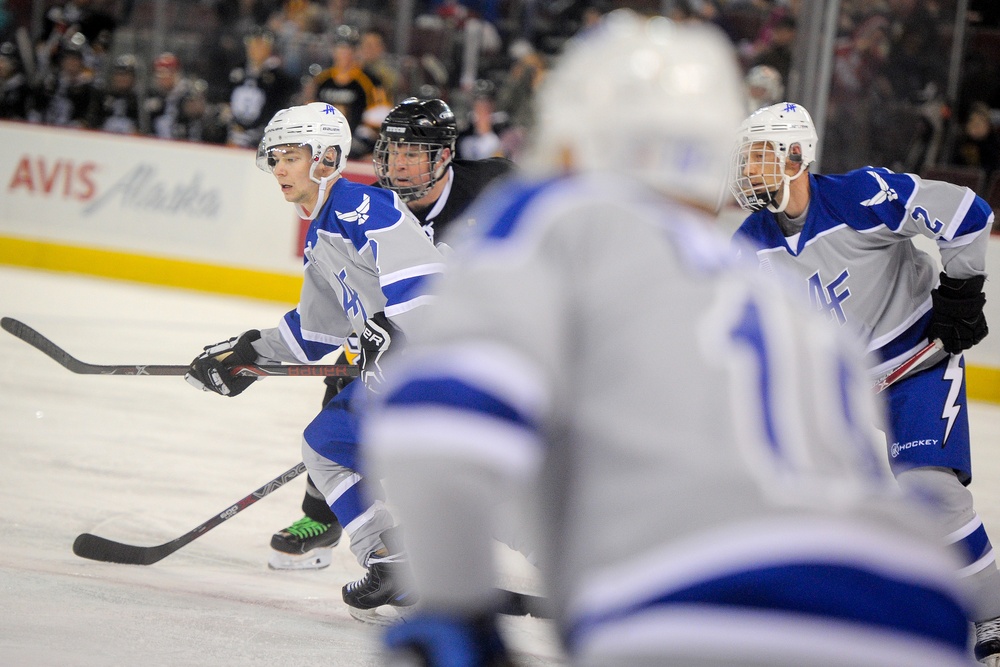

{"left": 873, "top": 340, "right": 944, "bottom": 394}
{"left": 2, "top": 317, "right": 357, "bottom": 377}
{"left": 72, "top": 463, "right": 308, "bottom": 565}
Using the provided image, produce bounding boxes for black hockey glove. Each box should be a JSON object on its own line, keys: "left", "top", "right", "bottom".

{"left": 927, "top": 273, "right": 989, "bottom": 354}
{"left": 383, "top": 612, "right": 513, "bottom": 667}
{"left": 322, "top": 350, "right": 357, "bottom": 407}
{"left": 185, "top": 329, "right": 262, "bottom": 397}
{"left": 359, "top": 312, "right": 402, "bottom": 392}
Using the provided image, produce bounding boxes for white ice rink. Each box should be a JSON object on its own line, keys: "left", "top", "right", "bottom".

{"left": 2, "top": 265, "right": 1000, "bottom": 666}
{"left": 0, "top": 266, "right": 560, "bottom": 666}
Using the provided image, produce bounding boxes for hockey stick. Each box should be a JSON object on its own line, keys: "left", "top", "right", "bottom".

{"left": 872, "top": 339, "right": 944, "bottom": 394}
{"left": 72, "top": 460, "right": 550, "bottom": 617}
{"left": 2, "top": 317, "right": 358, "bottom": 378}
{"left": 73, "top": 462, "right": 309, "bottom": 565}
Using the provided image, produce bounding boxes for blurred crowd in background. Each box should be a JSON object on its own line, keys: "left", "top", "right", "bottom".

{"left": 0, "top": 0, "right": 998, "bottom": 208}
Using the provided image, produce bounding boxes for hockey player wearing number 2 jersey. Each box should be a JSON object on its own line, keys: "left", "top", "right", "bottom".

{"left": 362, "top": 12, "right": 972, "bottom": 666}
{"left": 732, "top": 101, "right": 997, "bottom": 664}
{"left": 184, "top": 101, "right": 444, "bottom": 619}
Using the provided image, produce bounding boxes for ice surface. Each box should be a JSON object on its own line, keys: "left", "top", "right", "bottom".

{"left": 3, "top": 265, "right": 1000, "bottom": 665}
{"left": 0, "top": 266, "right": 561, "bottom": 666}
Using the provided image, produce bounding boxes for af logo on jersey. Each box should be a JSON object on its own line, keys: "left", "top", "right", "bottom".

{"left": 860, "top": 171, "right": 898, "bottom": 207}
{"left": 336, "top": 194, "right": 371, "bottom": 225}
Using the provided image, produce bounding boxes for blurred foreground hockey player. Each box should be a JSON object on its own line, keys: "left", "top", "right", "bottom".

{"left": 268, "top": 96, "right": 515, "bottom": 572}
{"left": 185, "top": 101, "right": 444, "bottom": 619}
{"left": 731, "top": 101, "right": 996, "bottom": 664}
{"left": 362, "top": 11, "right": 974, "bottom": 667}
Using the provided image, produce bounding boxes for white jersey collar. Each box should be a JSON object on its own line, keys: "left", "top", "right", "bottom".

{"left": 425, "top": 166, "right": 455, "bottom": 222}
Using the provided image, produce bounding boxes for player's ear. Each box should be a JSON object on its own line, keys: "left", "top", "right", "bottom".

{"left": 316, "top": 147, "right": 341, "bottom": 176}
{"left": 321, "top": 147, "right": 340, "bottom": 167}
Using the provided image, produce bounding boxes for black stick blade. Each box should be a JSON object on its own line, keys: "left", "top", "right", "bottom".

{"left": 73, "top": 533, "right": 172, "bottom": 565}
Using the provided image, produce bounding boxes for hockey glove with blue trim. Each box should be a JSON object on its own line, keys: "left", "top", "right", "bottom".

{"left": 185, "top": 329, "right": 262, "bottom": 397}
{"left": 359, "top": 312, "right": 402, "bottom": 392}
{"left": 383, "top": 612, "right": 513, "bottom": 667}
{"left": 928, "top": 273, "right": 988, "bottom": 354}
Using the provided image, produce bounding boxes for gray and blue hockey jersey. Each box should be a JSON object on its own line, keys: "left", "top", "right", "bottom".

{"left": 364, "top": 173, "right": 971, "bottom": 666}
{"left": 734, "top": 167, "right": 993, "bottom": 377}
{"left": 254, "top": 176, "right": 445, "bottom": 363}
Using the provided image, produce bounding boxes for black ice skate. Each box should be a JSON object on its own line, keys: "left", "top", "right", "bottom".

{"left": 343, "top": 529, "right": 418, "bottom": 625}
{"left": 268, "top": 515, "right": 342, "bottom": 570}
{"left": 976, "top": 617, "right": 1000, "bottom": 666}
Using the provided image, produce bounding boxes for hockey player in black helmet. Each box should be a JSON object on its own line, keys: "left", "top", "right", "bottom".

{"left": 268, "top": 96, "right": 515, "bottom": 573}
{"left": 373, "top": 96, "right": 514, "bottom": 243}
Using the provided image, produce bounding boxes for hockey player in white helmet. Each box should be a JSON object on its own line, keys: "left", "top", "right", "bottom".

{"left": 363, "top": 11, "right": 972, "bottom": 666}
{"left": 184, "top": 101, "right": 444, "bottom": 620}
{"left": 732, "top": 100, "right": 996, "bottom": 664}
{"left": 267, "top": 96, "right": 516, "bottom": 574}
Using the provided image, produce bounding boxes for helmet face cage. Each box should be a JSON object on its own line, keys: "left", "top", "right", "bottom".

{"left": 373, "top": 137, "right": 453, "bottom": 202}
{"left": 730, "top": 139, "right": 788, "bottom": 212}
{"left": 730, "top": 103, "right": 817, "bottom": 212}
{"left": 373, "top": 97, "right": 458, "bottom": 202}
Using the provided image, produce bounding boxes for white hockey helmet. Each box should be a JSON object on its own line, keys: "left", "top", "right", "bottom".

{"left": 730, "top": 102, "right": 817, "bottom": 213}
{"left": 528, "top": 10, "right": 745, "bottom": 208}
{"left": 256, "top": 102, "right": 352, "bottom": 182}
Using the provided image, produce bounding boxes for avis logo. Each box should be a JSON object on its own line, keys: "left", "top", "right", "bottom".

{"left": 7, "top": 155, "right": 98, "bottom": 201}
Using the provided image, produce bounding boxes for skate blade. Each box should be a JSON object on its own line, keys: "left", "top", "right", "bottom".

{"left": 267, "top": 547, "right": 333, "bottom": 571}
{"left": 348, "top": 603, "right": 418, "bottom": 626}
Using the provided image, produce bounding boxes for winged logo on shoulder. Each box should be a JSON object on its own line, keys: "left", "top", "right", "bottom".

{"left": 336, "top": 193, "right": 371, "bottom": 225}
{"left": 860, "top": 171, "right": 898, "bottom": 207}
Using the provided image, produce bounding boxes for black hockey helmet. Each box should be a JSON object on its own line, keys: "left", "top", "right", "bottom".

{"left": 374, "top": 97, "right": 458, "bottom": 202}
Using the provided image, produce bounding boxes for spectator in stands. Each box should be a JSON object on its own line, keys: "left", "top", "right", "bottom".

{"left": 267, "top": 0, "right": 324, "bottom": 79}
{"left": 225, "top": 26, "right": 299, "bottom": 148}
{"left": 744, "top": 63, "right": 784, "bottom": 114}
{"left": 457, "top": 92, "right": 502, "bottom": 159}
{"left": 90, "top": 52, "right": 141, "bottom": 134}
{"left": 494, "top": 39, "right": 545, "bottom": 161}
{"left": 952, "top": 102, "right": 1000, "bottom": 185}
{"left": 30, "top": 35, "right": 98, "bottom": 128}
{"left": 172, "top": 78, "right": 229, "bottom": 144}
{"left": 0, "top": 40, "right": 29, "bottom": 120}
{"left": 308, "top": 25, "right": 389, "bottom": 157}
{"left": 750, "top": 13, "right": 795, "bottom": 84}
{"left": 357, "top": 30, "right": 399, "bottom": 103}
{"left": 144, "top": 51, "right": 193, "bottom": 138}
{"left": 883, "top": 0, "right": 946, "bottom": 104}
{"left": 36, "top": 0, "right": 117, "bottom": 79}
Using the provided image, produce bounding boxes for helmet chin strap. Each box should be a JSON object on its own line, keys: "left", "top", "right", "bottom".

{"left": 298, "top": 155, "right": 342, "bottom": 221}
{"left": 766, "top": 162, "right": 806, "bottom": 214}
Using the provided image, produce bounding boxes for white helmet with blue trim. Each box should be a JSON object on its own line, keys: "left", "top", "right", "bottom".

{"left": 257, "top": 102, "right": 353, "bottom": 220}
{"left": 730, "top": 102, "right": 818, "bottom": 213}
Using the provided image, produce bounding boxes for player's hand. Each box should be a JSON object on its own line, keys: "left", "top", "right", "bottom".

{"left": 383, "top": 612, "right": 512, "bottom": 667}
{"left": 928, "top": 273, "right": 988, "bottom": 354}
{"left": 185, "top": 330, "right": 262, "bottom": 397}
{"left": 359, "top": 312, "right": 402, "bottom": 392}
